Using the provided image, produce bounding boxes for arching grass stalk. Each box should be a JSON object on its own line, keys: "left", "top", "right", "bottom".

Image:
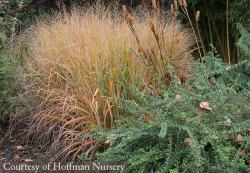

{"left": 178, "top": 0, "right": 203, "bottom": 60}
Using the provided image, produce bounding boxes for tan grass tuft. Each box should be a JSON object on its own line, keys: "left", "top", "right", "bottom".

{"left": 20, "top": 6, "right": 194, "bottom": 160}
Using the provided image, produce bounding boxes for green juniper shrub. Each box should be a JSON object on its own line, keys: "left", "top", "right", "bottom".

{"left": 219, "top": 24, "right": 250, "bottom": 90}
{"left": 92, "top": 63, "right": 250, "bottom": 173}
{"left": 93, "top": 76, "right": 250, "bottom": 172}
{"left": 89, "top": 25, "right": 250, "bottom": 173}
{"left": 0, "top": 53, "right": 20, "bottom": 129}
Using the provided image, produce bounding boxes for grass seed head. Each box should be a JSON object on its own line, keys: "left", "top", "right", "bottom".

{"left": 178, "top": 0, "right": 183, "bottom": 6}
{"left": 152, "top": 0, "right": 158, "bottom": 11}
{"left": 174, "top": 0, "right": 178, "bottom": 11}
{"left": 122, "top": 5, "right": 133, "bottom": 26}
{"left": 195, "top": 11, "right": 200, "bottom": 22}
{"left": 182, "top": 0, "right": 187, "bottom": 8}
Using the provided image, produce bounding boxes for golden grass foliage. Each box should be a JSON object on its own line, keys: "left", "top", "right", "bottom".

{"left": 21, "top": 6, "right": 194, "bottom": 159}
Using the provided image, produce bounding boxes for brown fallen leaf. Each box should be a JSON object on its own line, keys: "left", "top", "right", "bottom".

{"left": 50, "top": 158, "right": 56, "bottom": 162}
{"left": 24, "top": 159, "right": 34, "bottom": 162}
{"left": 239, "top": 149, "right": 245, "bottom": 156}
{"left": 224, "top": 118, "right": 232, "bottom": 126}
{"left": 199, "top": 101, "right": 212, "bottom": 111}
{"left": 104, "top": 140, "right": 112, "bottom": 146}
{"left": 175, "top": 94, "right": 182, "bottom": 100}
{"left": 237, "top": 109, "right": 242, "bottom": 114}
{"left": 153, "top": 92, "right": 160, "bottom": 97}
{"left": 13, "top": 155, "right": 20, "bottom": 161}
{"left": 184, "top": 138, "right": 193, "bottom": 145}
{"left": 16, "top": 145, "right": 25, "bottom": 150}
{"left": 0, "top": 157, "right": 6, "bottom": 161}
{"left": 236, "top": 134, "right": 244, "bottom": 142}
{"left": 247, "top": 128, "right": 250, "bottom": 132}
{"left": 144, "top": 115, "right": 153, "bottom": 122}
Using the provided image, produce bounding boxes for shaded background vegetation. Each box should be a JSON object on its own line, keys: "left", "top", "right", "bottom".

{"left": 1, "top": 0, "right": 250, "bottom": 62}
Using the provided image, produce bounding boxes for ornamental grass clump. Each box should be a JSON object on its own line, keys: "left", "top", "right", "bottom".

{"left": 20, "top": 5, "right": 194, "bottom": 159}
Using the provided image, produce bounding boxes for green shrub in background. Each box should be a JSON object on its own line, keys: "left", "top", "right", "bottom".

{"left": 179, "top": 0, "right": 250, "bottom": 64}
{"left": 222, "top": 24, "right": 250, "bottom": 89}
{"left": 0, "top": 0, "right": 47, "bottom": 50}
{"left": 90, "top": 25, "right": 250, "bottom": 173}
{"left": 0, "top": 1, "right": 28, "bottom": 126}
{"left": 0, "top": 53, "right": 20, "bottom": 127}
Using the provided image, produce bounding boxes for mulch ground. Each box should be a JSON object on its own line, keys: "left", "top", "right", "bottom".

{"left": 0, "top": 116, "right": 49, "bottom": 163}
